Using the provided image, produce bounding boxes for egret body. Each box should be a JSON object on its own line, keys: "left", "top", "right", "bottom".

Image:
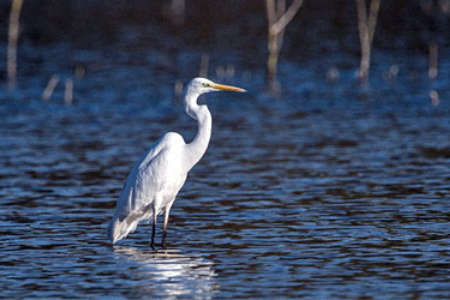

{"left": 107, "top": 78, "right": 246, "bottom": 247}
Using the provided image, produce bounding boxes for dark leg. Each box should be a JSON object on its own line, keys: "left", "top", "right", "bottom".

{"left": 151, "top": 210, "right": 157, "bottom": 249}
{"left": 161, "top": 202, "right": 173, "bottom": 248}
{"left": 161, "top": 210, "right": 169, "bottom": 248}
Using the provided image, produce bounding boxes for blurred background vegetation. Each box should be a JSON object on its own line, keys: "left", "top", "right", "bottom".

{"left": 0, "top": 0, "right": 448, "bottom": 97}
{"left": 1, "top": 1, "right": 448, "bottom": 48}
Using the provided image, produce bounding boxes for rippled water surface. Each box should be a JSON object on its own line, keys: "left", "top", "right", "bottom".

{"left": 1, "top": 44, "right": 449, "bottom": 298}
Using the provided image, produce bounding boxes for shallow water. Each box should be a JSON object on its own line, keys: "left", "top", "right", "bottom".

{"left": 1, "top": 41, "right": 449, "bottom": 298}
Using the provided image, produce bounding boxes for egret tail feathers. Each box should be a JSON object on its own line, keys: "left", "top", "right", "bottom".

{"left": 107, "top": 209, "right": 152, "bottom": 244}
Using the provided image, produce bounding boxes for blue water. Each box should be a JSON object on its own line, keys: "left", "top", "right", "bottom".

{"left": 0, "top": 40, "right": 449, "bottom": 298}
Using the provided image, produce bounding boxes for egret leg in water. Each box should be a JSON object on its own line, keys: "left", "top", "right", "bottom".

{"left": 107, "top": 78, "right": 246, "bottom": 247}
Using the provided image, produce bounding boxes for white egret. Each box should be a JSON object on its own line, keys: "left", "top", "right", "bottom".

{"left": 107, "top": 77, "right": 246, "bottom": 247}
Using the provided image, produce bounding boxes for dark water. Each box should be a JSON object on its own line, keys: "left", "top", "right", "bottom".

{"left": 1, "top": 42, "right": 449, "bottom": 299}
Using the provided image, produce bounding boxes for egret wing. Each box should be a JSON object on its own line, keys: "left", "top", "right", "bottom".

{"left": 107, "top": 133, "right": 186, "bottom": 243}
{"left": 107, "top": 137, "right": 167, "bottom": 243}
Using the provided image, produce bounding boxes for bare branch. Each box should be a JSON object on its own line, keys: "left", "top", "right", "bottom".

{"left": 276, "top": 0, "right": 286, "bottom": 19}
{"left": 270, "top": 0, "right": 304, "bottom": 36}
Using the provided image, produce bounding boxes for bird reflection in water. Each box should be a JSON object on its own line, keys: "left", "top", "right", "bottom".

{"left": 113, "top": 246, "right": 218, "bottom": 298}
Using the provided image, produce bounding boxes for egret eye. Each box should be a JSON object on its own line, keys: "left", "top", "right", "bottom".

{"left": 202, "top": 82, "right": 209, "bottom": 87}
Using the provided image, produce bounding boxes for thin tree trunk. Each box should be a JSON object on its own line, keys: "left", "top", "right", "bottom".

{"left": 7, "top": 0, "right": 24, "bottom": 90}
{"left": 355, "top": 0, "right": 380, "bottom": 83}
{"left": 266, "top": 0, "right": 303, "bottom": 94}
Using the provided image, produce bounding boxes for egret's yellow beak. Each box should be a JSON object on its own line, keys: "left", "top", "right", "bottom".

{"left": 211, "top": 82, "right": 246, "bottom": 93}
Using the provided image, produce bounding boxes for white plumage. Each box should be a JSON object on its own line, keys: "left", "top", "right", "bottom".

{"left": 107, "top": 78, "right": 246, "bottom": 247}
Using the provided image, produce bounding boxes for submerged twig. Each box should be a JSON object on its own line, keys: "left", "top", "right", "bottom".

{"left": 428, "top": 42, "right": 438, "bottom": 79}
{"left": 326, "top": 67, "right": 340, "bottom": 83}
{"left": 215, "top": 65, "right": 235, "bottom": 80}
{"left": 199, "top": 54, "right": 209, "bottom": 78}
{"left": 64, "top": 79, "right": 74, "bottom": 105}
{"left": 42, "top": 75, "right": 60, "bottom": 101}
{"left": 429, "top": 90, "right": 439, "bottom": 106}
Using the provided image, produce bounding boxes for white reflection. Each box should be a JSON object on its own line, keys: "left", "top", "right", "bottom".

{"left": 113, "top": 246, "right": 217, "bottom": 298}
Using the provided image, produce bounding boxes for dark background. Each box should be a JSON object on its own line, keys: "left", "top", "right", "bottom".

{"left": 1, "top": 0, "right": 448, "bottom": 67}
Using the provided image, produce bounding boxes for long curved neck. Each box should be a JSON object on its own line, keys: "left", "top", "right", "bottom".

{"left": 184, "top": 92, "right": 212, "bottom": 171}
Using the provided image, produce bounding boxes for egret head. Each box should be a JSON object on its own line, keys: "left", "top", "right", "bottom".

{"left": 187, "top": 77, "right": 246, "bottom": 96}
